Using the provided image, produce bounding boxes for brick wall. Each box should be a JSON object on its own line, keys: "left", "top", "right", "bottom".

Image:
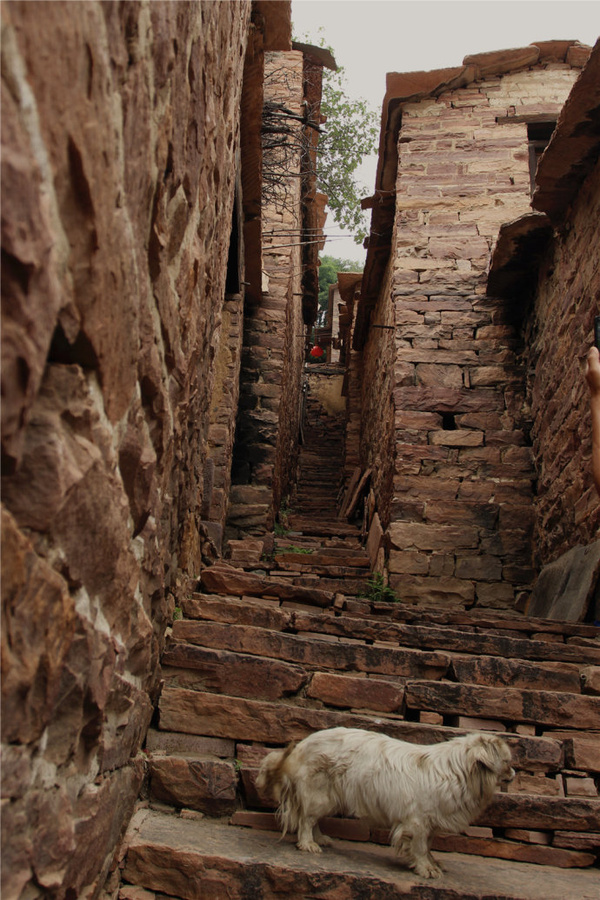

{"left": 526, "top": 159, "right": 600, "bottom": 564}
{"left": 362, "top": 58, "right": 584, "bottom": 610}
{"left": 228, "top": 49, "right": 320, "bottom": 537}
{"left": 360, "top": 261, "right": 397, "bottom": 528}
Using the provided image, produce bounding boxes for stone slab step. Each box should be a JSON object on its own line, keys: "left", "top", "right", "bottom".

{"left": 276, "top": 536, "right": 364, "bottom": 550}
{"left": 291, "top": 608, "right": 598, "bottom": 667}
{"left": 363, "top": 602, "right": 599, "bottom": 639}
{"left": 161, "top": 644, "right": 308, "bottom": 700}
{"left": 286, "top": 516, "right": 362, "bottom": 536}
{"left": 199, "top": 563, "right": 334, "bottom": 607}
{"left": 143, "top": 745, "right": 600, "bottom": 841}
{"left": 405, "top": 680, "right": 600, "bottom": 729}
{"left": 230, "top": 810, "right": 597, "bottom": 869}
{"left": 121, "top": 808, "right": 600, "bottom": 900}
{"left": 175, "top": 596, "right": 590, "bottom": 693}
{"left": 272, "top": 560, "right": 370, "bottom": 577}
{"left": 273, "top": 550, "right": 370, "bottom": 567}
{"left": 147, "top": 756, "right": 237, "bottom": 816}
{"left": 279, "top": 573, "right": 370, "bottom": 595}
{"left": 157, "top": 689, "right": 564, "bottom": 771}
{"left": 179, "top": 593, "right": 294, "bottom": 630}
{"left": 170, "top": 620, "right": 451, "bottom": 679}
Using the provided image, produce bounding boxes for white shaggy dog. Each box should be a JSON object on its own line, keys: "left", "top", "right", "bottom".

{"left": 256, "top": 726, "right": 514, "bottom": 879}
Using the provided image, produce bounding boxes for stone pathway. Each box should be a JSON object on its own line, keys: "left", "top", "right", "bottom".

{"left": 116, "top": 384, "right": 600, "bottom": 898}
{"left": 115, "top": 546, "right": 600, "bottom": 897}
{"left": 121, "top": 809, "right": 599, "bottom": 900}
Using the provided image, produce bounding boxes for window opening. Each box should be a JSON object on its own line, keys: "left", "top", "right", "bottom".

{"left": 527, "top": 121, "right": 556, "bottom": 193}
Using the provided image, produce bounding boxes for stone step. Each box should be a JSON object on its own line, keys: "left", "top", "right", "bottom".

{"left": 271, "top": 559, "right": 370, "bottom": 577}
{"left": 176, "top": 593, "right": 595, "bottom": 683}
{"left": 289, "top": 608, "right": 600, "bottom": 667}
{"left": 161, "top": 644, "right": 308, "bottom": 701}
{"left": 294, "top": 480, "right": 341, "bottom": 489}
{"left": 273, "top": 548, "right": 369, "bottom": 565}
{"left": 157, "top": 688, "right": 565, "bottom": 772}
{"left": 295, "top": 478, "right": 341, "bottom": 488}
{"left": 230, "top": 810, "right": 598, "bottom": 869}
{"left": 404, "top": 680, "right": 600, "bottom": 729}
{"left": 120, "top": 808, "right": 600, "bottom": 899}
{"left": 169, "top": 620, "right": 451, "bottom": 679}
{"left": 198, "top": 563, "right": 334, "bottom": 608}
{"left": 360, "top": 601, "right": 599, "bottom": 639}
{"left": 145, "top": 727, "right": 599, "bottom": 825}
{"left": 276, "top": 573, "right": 370, "bottom": 595}
{"left": 276, "top": 535, "right": 363, "bottom": 549}
{"left": 286, "top": 516, "right": 362, "bottom": 536}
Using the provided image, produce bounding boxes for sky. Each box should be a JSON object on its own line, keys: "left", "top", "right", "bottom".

{"left": 291, "top": 0, "right": 599, "bottom": 262}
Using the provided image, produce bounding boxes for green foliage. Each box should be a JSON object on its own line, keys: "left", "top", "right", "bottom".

{"left": 275, "top": 544, "right": 314, "bottom": 555}
{"left": 318, "top": 254, "right": 360, "bottom": 312}
{"left": 318, "top": 69, "right": 379, "bottom": 242}
{"left": 295, "top": 27, "right": 379, "bottom": 243}
{"left": 173, "top": 606, "right": 183, "bottom": 621}
{"left": 360, "top": 572, "right": 401, "bottom": 604}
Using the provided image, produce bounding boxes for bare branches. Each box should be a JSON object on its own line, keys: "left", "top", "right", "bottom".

{"left": 261, "top": 63, "right": 320, "bottom": 218}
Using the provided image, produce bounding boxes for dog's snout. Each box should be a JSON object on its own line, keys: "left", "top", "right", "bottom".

{"left": 502, "top": 766, "right": 516, "bottom": 783}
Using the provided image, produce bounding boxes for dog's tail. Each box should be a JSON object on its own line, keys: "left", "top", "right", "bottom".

{"left": 256, "top": 742, "right": 299, "bottom": 837}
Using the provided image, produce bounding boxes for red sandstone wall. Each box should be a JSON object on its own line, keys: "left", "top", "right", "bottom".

{"left": 526, "top": 160, "right": 600, "bottom": 564}
{"left": 228, "top": 50, "right": 306, "bottom": 536}
{"left": 372, "top": 61, "right": 582, "bottom": 610}
{"left": 1, "top": 2, "right": 250, "bottom": 896}
{"left": 360, "top": 261, "right": 396, "bottom": 528}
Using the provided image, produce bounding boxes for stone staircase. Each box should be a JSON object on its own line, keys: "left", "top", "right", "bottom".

{"left": 114, "top": 541, "right": 600, "bottom": 899}
{"left": 285, "top": 385, "right": 361, "bottom": 541}
{"left": 114, "top": 380, "right": 600, "bottom": 898}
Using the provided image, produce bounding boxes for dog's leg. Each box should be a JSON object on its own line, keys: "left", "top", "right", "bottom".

{"left": 313, "top": 823, "right": 333, "bottom": 848}
{"left": 391, "top": 824, "right": 442, "bottom": 879}
{"left": 296, "top": 813, "right": 324, "bottom": 853}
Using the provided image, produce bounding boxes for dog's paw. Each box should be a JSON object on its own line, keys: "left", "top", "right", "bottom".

{"left": 297, "top": 840, "right": 323, "bottom": 853}
{"left": 413, "top": 857, "right": 443, "bottom": 879}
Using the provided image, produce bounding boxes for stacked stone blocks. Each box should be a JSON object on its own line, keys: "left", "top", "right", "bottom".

{"left": 383, "top": 63, "right": 583, "bottom": 609}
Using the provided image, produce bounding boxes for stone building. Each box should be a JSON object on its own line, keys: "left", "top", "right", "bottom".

{"left": 1, "top": 2, "right": 329, "bottom": 896}
{"left": 350, "top": 39, "right": 600, "bottom": 613}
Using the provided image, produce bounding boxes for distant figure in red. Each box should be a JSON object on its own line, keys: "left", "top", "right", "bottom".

{"left": 584, "top": 345, "right": 600, "bottom": 496}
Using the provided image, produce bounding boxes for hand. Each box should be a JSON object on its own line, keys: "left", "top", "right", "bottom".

{"left": 584, "top": 346, "right": 600, "bottom": 396}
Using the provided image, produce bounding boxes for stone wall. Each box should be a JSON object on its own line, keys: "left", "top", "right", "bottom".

{"left": 526, "top": 174, "right": 600, "bottom": 566}
{"left": 359, "top": 48, "right": 587, "bottom": 610}
{"left": 360, "top": 261, "right": 396, "bottom": 529}
{"left": 228, "top": 50, "right": 309, "bottom": 536}
{"left": 1, "top": 2, "right": 250, "bottom": 897}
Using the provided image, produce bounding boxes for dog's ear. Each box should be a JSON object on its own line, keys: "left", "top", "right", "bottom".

{"left": 467, "top": 734, "right": 500, "bottom": 773}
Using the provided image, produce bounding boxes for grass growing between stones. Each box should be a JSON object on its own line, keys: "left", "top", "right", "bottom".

{"left": 274, "top": 545, "right": 314, "bottom": 554}
{"left": 360, "top": 572, "right": 401, "bottom": 603}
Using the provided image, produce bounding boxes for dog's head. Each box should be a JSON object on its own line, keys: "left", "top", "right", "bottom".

{"left": 463, "top": 733, "right": 515, "bottom": 786}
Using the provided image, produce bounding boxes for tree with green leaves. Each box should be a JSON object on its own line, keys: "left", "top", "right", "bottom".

{"left": 318, "top": 69, "right": 379, "bottom": 243}
{"left": 296, "top": 28, "right": 379, "bottom": 244}
{"left": 318, "top": 255, "right": 358, "bottom": 306}
{"left": 315, "top": 255, "right": 360, "bottom": 327}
